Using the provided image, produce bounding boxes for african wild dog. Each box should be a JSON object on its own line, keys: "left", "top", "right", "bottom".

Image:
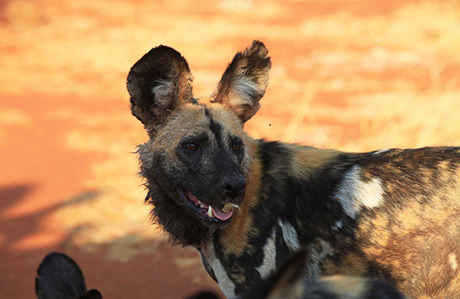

{"left": 127, "top": 41, "right": 460, "bottom": 298}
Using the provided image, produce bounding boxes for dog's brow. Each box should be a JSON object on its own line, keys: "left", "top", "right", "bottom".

{"left": 229, "top": 135, "right": 242, "bottom": 145}
{"left": 180, "top": 132, "right": 209, "bottom": 145}
{"left": 203, "top": 107, "right": 225, "bottom": 148}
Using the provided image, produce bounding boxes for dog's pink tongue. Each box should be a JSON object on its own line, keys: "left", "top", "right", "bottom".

{"left": 211, "top": 206, "right": 234, "bottom": 221}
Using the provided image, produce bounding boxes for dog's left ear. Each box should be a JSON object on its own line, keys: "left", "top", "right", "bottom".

{"left": 127, "top": 45, "right": 194, "bottom": 135}
{"left": 211, "top": 40, "right": 271, "bottom": 123}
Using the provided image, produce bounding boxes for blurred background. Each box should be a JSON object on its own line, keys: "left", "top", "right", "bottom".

{"left": 1, "top": 0, "right": 460, "bottom": 298}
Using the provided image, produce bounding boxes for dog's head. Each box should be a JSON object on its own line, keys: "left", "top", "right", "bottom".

{"left": 128, "top": 41, "right": 270, "bottom": 245}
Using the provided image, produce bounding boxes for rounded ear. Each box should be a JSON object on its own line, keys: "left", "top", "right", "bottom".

{"left": 127, "top": 46, "right": 194, "bottom": 134}
{"left": 35, "top": 252, "right": 88, "bottom": 299}
{"left": 211, "top": 40, "right": 271, "bottom": 123}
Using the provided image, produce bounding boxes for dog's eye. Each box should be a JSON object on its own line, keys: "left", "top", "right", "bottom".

{"left": 232, "top": 143, "right": 242, "bottom": 151}
{"left": 184, "top": 143, "right": 198, "bottom": 151}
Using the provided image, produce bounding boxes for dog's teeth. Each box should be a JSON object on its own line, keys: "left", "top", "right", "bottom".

{"left": 200, "top": 204, "right": 206, "bottom": 208}
{"left": 222, "top": 203, "right": 240, "bottom": 213}
{"left": 207, "top": 205, "right": 213, "bottom": 217}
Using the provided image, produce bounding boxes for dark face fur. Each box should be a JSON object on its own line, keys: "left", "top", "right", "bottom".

{"left": 138, "top": 105, "right": 248, "bottom": 227}
{"left": 127, "top": 41, "right": 271, "bottom": 246}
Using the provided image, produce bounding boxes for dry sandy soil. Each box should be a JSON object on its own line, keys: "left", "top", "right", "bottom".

{"left": 1, "top": 0, "right": 460, "bottom": 298}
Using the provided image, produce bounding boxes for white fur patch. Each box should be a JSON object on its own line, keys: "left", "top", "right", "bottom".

{"left": 201, "top": 241, "right": 236, "bottom": 297}
{"left": 233, "top": 78, "right": 259, "bottom": 105}
{"left": 334, "top": 165, "right": 385, "bottom": 219}
{"left": 278, "top": 219, "right": 300, "bottom": 251}
{"left": 256, "top": 228, "right": 277, "bottom": 279}
{"left": 449, "top": 253, "right": 458, "bottom": 271}
{"left": 332, "top": 220, "right": 343, "bottom": 231}
{"left": 373, "top": 148, "right": 391, "bottom": 155}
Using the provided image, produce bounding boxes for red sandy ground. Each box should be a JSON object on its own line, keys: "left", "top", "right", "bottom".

{"left": 0, "top": 95, "right": 215, "bottom": 297}
{"left": 1, "top": 0, "right": 460, "bottom": 298}
{"left": 0, "top": 94, "right": 222, "bottom": 297}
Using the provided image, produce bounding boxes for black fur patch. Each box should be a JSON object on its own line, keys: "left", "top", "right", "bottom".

{"left": 204, "top": 108, "right": 224, "bottom": 147}
{"left": 146, "top": 161, "right": 210, "bottom": 246}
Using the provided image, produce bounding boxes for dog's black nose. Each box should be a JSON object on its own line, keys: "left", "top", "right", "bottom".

{"left": 222, "top": 176, "right": 246, "bottom": 199}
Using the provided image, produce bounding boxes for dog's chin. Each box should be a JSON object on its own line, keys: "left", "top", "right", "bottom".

{"left": 177, "top": 188, "right": 242, "bottom": 229}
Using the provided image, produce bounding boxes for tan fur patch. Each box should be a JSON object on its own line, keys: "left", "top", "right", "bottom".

{"left": 154, "top": 104, "right": 207, "bottom": 150}
{"left": 284, "top": 144, "right": 340, "bottom": 179}
{"left": 323, "top": 252, "right": 368, "bottom": 277}
{"left": 357, "top": 199, "right": 460, "bottom": 296}
{"left": 359, "top": 213, "right": 391, "bottom": 249}
{"left": 321, "top": 275, "right": 367, "bottom": 295}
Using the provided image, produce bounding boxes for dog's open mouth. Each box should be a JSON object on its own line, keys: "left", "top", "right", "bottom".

{"left": 179, "top": 188, "right": 240, "bottom": 223}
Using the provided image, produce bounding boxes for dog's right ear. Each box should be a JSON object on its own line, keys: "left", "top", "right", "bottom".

{"left": 127, "top": 46, "right": 194, "bottom": 135}
{"left": 211, "top": 41, "right": 271, "bottom": 123}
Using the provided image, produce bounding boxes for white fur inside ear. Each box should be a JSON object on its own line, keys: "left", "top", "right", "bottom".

{"left": 233, "top": 77, "right": 259, "bottom": 105}
{"left": 151, "top": 79, "right": 174, "bottom": 107}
